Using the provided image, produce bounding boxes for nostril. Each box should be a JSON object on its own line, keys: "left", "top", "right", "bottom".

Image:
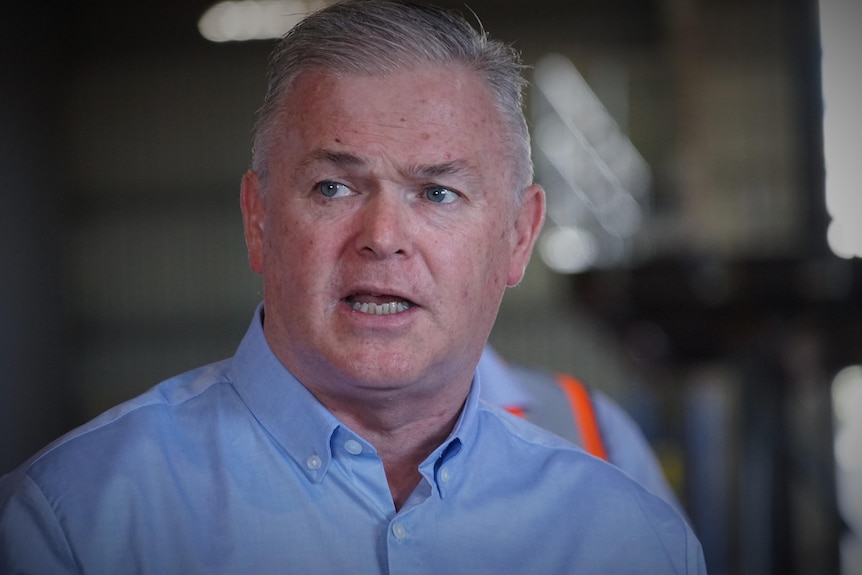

{"left": 356, "top": 195, "right": 412, "bottom": 257}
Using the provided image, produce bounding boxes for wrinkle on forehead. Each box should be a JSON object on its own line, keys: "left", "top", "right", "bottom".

{"left": 299, "top": 147, "right": 483, "bottom": 189}
{"left": 271, "top": 66, "right": 511, "bottom": 190}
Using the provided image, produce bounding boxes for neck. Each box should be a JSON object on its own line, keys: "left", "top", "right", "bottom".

{"left": 322, "top": 386, "right": 468, "bottom": 510}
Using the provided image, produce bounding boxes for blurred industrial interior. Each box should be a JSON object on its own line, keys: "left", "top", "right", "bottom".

{"left": 1, "top": 0, "right": 859, "bottom": 574}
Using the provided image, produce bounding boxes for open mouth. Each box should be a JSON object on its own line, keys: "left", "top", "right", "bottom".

{"left": 345, "top": 294, "right": 414, "bottom": 316}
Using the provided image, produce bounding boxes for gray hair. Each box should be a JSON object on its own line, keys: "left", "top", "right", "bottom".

{"left": 250, "top": 0, "right": 533, "bottom": 194}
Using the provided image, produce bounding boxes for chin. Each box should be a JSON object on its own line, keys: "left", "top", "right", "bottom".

{"left": 333, "top": 348, "right": 425, "bottom": 386}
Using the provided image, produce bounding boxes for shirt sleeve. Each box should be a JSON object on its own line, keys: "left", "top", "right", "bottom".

{"left": 0, "top": 471, "right": 80, "bottom": 574}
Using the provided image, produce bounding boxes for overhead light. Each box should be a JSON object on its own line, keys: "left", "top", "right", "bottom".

{"left": 198, "top": 0, "right": 332, "bottom": 43}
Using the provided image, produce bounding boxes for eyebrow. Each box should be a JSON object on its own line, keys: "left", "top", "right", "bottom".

{"left": 408, "top": 160, "right": 474, "bottom": 180}
{"left": 302, "top": 149, "right": 367, "bottom": 169}
{"left": 301, "top": 149, "right": 477, "bottom": 183}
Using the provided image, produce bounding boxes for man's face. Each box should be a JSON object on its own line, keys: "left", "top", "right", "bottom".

{"left": 242, "top": 65, "right": 544, "bottom": 400}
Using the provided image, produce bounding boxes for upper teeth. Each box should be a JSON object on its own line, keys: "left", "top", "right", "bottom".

{"left": 352, "top": 301, "right": 411, "bottom": 315}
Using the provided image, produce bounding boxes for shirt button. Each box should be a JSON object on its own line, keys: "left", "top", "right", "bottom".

{"left": 344, "top": 439, "right": 363, "bottom": 455}
{"left": 392, "top": 522, "right": 407, "bottom": 541}
{"left": 439, "top": 468, "right": 451, "bottom": 483}
{"left": 306, "top": 455, "right": 322, "bottom": 470}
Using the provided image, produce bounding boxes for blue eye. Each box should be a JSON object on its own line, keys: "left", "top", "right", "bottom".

{"left": 425, "top": 186, "right": 457, "bottom": 204}
{"left": 318, "top": 181, "right": 351, "bottom": 198}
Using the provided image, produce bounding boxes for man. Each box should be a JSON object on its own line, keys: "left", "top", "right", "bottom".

{"left": 0, "top": 1, "right": 706, "bottom": 573}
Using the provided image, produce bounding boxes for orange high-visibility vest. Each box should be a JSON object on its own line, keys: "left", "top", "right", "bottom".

{"left": 504, "top": 371, "right": 609, "bottom": 462}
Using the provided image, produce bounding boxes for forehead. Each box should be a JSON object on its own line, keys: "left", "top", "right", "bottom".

{"left": 273, "top": 65, "right": 511, "bottom": 174}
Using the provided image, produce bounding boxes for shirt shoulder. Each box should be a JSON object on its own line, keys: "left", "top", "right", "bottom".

{"left": 476, "top": 398, "right": 586, "bottom": 453}
{"left": 475, "top": 400, "right": 683, "bottom": 522}
{"left": 4, "top": 359, "right": 236, "bottom": 486}
{"left": 467, "top": 403, "right": 704, "bottom": 573}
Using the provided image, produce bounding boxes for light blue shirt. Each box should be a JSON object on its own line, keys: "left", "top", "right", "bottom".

{"left": 477, "top": 346, "right": 684, "bottom": 513}
{"left": 1, "top": 306, "right": 706, "bottom": 574}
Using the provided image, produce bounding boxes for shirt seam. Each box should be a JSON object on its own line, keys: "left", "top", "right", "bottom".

{"left": 21, "top": 473, "right": 83, "bottom": 574}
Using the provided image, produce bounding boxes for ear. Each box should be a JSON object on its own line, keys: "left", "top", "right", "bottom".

{"left": 240, "top": 170, "right": 266, "bottom": 275}
{"left": 507, "top": 184, "right": 546, "bottom": 287}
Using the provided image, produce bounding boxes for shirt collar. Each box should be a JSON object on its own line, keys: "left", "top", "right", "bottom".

{"left": 229, "top": 304, "right": 342, "bottom": 484}
{"left": 417, "top": 373, "right": 478, "bottom": 499}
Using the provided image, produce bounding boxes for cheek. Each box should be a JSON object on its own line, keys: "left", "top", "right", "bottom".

{"left": 263, "top": 215, "right": 314, "bottom": 278}
{"left": 450, "top": 223, "right": 511, "bottom": 298}
{"left": 485, "top": 222, "right": 519, "bottom": 288}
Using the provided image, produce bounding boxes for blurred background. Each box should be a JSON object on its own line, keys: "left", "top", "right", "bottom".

{"left": 1, "top": 0, "right": 859, "bottom": 573}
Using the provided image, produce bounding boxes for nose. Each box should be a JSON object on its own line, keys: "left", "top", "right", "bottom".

{"left": 355, "top": 191, "right": 411, "bottom": 258}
